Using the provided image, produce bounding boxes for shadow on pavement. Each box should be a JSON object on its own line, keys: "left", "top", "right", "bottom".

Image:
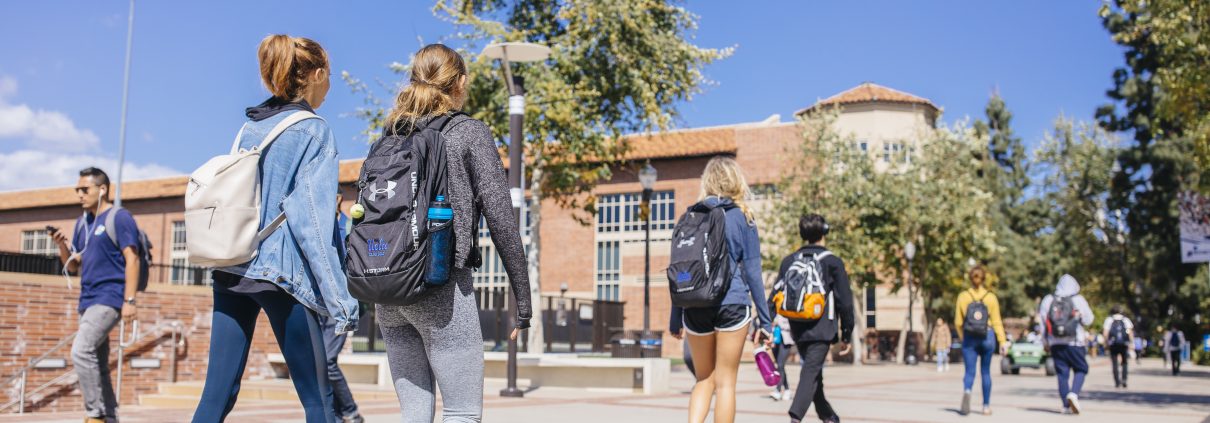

{"left": 1023, "top": 407, "right": 1064, "bottom": 414}
{"left": 1134, "top": 368, "right": 1210, "bottom": 379}
{"left": 1012, "top": 388, "right": 1210, "bottom": 408}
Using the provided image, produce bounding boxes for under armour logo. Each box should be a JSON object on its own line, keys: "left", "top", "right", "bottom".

{"left": 366, "top": 181, "right": 397, "bottom": 202}
{"left": 677, "top": 236, "right": 696, "bottom": 248}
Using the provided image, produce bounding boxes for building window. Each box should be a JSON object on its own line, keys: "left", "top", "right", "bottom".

{"left": 472, "top": 198, "right": 533, "bottom": 305}
{"left": 859, "top": 140, "right": 868, "bottom": 152}
{"left": 595, "top": 240, "right": 620, "bottom": 301}
{"left": 882, "top": 143, "right": 906, "bottom": 163}
{"left": 591, "top": 191, "right": 676, "bottom": 301}
{"left": 596, "top": 191, "right": 675, "bottom": 233}
{"left": 20, "top": 230, "right": 57, "bottom": 256}
{"left": 749, "top": 184, "right": 781, "bottom": 201}
{"left": 169, "top": 221, "right": 210, "bottom": 285}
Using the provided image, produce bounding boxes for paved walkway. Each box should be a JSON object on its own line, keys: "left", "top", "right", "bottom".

{"left": 3, "top": 357, "right": 1207, "bottom": 422}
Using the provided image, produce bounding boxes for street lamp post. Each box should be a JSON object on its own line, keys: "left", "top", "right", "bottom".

{"left": 482, "top": 42, "right": 551, "bottom": 399}
{"left": 639, "top": 163, "right": 657, "bottom": 338}
{"left": 904, "top": 241, "right": 917, "bottom": 365}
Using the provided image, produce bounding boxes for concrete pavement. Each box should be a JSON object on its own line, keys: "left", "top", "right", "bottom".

{"left": 2, "top": 357, "right": 1207, "bottom": 422}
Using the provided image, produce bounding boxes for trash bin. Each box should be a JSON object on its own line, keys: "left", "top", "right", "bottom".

{"left": 639, "top": 331, "right": 663, "bottom": 358}
{"left": 611, "top": 338, "right": 639, "bottom": 358}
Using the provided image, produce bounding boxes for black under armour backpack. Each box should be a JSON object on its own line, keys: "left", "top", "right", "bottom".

{"left": 666, "top": 200, "right": 734, "bottom": 308}
{"left": 1108, "top": 318, "right": 1129, "bottom": 346}
{"left": 1046, "top": 295, "right": 1080, "bottom": 338}
{"left": 345, "top": 113, "right": 459, "bottom": 306}
{"left": 963, "top": 290, "right": 991, "bottom": 337}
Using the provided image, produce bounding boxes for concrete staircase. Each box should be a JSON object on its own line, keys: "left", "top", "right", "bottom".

{"left": 139, "top": 380, "right": 399, "bottom": 408}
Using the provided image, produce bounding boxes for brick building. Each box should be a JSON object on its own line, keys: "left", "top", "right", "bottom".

{"left": 0, "top": 83, "right": 937, "bottom": 371}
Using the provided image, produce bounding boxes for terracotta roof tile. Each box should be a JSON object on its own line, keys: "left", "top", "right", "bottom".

{"left": 796, "top": 82, "right": 938, "bottom": 115}
{"left": 0, "top": 126, "right": 743, "bottom": 210}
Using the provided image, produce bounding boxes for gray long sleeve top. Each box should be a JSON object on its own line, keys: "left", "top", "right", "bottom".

{"left": 430, "top": 113, "right": 532, "bottom": 320}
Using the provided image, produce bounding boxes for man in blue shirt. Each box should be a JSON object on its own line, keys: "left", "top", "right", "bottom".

{"left": 50, "top": 167, "right": 141, "bottom": 423}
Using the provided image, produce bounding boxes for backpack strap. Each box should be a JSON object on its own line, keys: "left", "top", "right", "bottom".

{"left": 104, "top": 206, "right": 122, "bottom": 248}
{"left": 229, "top": 111, "right": 322, "bottom": 155}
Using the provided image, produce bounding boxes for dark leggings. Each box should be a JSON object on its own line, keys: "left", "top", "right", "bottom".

{"left": 192, "top": 284, "right": 334, "bottom": 423}
{"left": 773, "top": 343, "right": 793, "bottom": 391}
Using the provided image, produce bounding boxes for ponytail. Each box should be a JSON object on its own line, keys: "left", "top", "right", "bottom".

{"left": 385, "top": 44, "right": 467, "bottom": 132}
{"left": 257, "top": 34, "right": 328, "bottom": 101}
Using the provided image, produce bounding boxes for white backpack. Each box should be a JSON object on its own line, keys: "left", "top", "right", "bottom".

{"left": 184, "top": 112, "right": 320, "bottom": 267}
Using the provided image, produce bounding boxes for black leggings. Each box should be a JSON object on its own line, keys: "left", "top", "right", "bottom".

{"left": 773, "top": 343, "right": 793, "bottom": 391}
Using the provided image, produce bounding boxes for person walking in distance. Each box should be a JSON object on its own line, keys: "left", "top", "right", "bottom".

{"left": 191, "top": 35, "right": 360, "bottom": 423}
{"left": 321, "top": 192, "right": 364, "bottom": 423}
{"left": 770, "top": 214, "right": 855, "bottom": 423}
{"left": 769, "top": 314, "right": 795, "bottom": 401}
{"left": 932, "top": 318, "right": 953, "bottom": 372}
{"left": 1039, "top": 274, "right": 1095, "bottom": 415}
{"left": 1102, "top": 305, "right": 1135, "bottom": 388}
{"left": 954, "top": 265, "right": 1007, "bottom": 416}
{"left": 1164, "top": 323, "right": 1186, "bottom": 376}
{"left": 669, "top": 157, "right": 773, "bottom": 423}
{"left": 50, "top": 167, "right": 143, "bottom": 423}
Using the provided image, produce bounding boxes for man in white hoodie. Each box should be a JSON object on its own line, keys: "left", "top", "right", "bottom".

{"left": 1038, "top": 274, "right": 1095, "bottom": 415}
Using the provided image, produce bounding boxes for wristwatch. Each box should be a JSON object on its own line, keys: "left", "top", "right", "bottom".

{"left": 125, "top": 297, "right": 137, "bottom": 306}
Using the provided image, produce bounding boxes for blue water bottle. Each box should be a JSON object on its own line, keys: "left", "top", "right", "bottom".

{"left": 426, "top": 195, "right": 454, "bottom": 285}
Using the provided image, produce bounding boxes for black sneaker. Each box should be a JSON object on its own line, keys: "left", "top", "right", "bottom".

{"left": 960, "top": 391, "right": 971, "bottom": 416}
{"left": 822, "top": 416, "right": 841, "bottom": 423}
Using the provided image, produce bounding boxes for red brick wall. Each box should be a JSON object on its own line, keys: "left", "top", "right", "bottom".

{"left": 0, "top": 272, "right": 280, "bottom": 413}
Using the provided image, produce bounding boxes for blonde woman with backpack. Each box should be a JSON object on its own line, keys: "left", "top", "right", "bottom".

{"left": 191, "top": 35, "right": 359, "bottom": 423}
{"left": 368, "top": 44, "right": 531, "bottom": 423}
{"left": 953, "top": 265, "right": 1006, "bottom": 416}
{"left": 668, "top": 157, "right": 772, "bottom": 423}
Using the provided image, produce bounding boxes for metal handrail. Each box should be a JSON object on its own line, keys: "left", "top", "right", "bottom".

{"left": 1, "top": 320, "right": 184, "bottom": 414}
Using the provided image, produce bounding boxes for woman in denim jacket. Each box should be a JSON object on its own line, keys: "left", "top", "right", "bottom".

{"left": 192, "top": 34, "right": 358, "bottom": 423}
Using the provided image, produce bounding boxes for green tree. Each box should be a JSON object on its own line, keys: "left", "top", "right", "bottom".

{"left": 1099, "top": 1, "right": 1210, "bottom": 191}
{"left": 1033, "top": 119, "right": 1125, "bottom": 315}
{"left": 348, "top": 0, "right": 732, "bottom": 347}
{"left": 1097, "top": 1, "right": 1201, "bottom": 332}
{"left": 973, "top": 95, "right": 1048, "bottom": 317}
{"left": 768, "top": 110, "right": 996, "bottom": 362}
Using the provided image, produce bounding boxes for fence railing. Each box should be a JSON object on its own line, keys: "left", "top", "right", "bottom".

{"left": 0, "top": 251, "right": 211, "bottom": 286}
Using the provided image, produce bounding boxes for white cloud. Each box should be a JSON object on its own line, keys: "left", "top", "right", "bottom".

{"left": 0, "top": 75, "right": 101, "bottom": 151}
{"left": 0, "top": 149, "right": 180, "bottom": 191}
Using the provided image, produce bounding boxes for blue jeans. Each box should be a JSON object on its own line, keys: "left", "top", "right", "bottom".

{"left": 962, "top": 331, "right": 995, "bottom": 406}
{"left": 1051, "top": 345, "right": 1088, "bottom": 407}
{"left": 192, "top": 278, "right": 335, "bottom": 423}
{"left": 936, "top": 349, "right": 949, "bottom": 370}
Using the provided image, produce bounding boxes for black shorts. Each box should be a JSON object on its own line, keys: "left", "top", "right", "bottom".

{"left": 682, "top": 304, "right": 752, "bottom": 335}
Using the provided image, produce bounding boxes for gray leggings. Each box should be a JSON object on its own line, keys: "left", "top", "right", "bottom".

{"left": 377, "top": 268, "right": 483, "bottom": 423}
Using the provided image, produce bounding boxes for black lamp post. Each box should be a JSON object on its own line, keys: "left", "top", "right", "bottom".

{"left": 482, "top": 42, "right": 551, "bottom": 399}
{"left": 639, "top": 163, "right": 657, "bottom": 337}
{"left": 904, "top": 241, "right": 917, "bottom": 365}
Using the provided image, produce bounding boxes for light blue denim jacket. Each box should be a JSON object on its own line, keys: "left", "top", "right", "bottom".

{"left": 220, "top": 110, "right": 358, "bottom": 334}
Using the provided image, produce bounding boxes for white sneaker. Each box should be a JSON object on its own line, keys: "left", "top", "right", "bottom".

{"left": 770, "top": 390, "right": 782, "bottom": 401}
{"left": 1066, "top": 393, "right": 1081, "bottom": 415}
{"left": 783, "top": 389, "right": 793, "bottom": 401}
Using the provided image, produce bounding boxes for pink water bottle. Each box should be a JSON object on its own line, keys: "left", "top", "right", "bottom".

{"left": 754, "top": 346, "right": 781, "bottom": 387}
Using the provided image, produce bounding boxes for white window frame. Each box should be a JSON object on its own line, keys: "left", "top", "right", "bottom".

{"left": 20, "top": 230, "right": 57, "bottom": 256}
{"left": 473, "top": 199, "right": 534, "bottom": 308}
{"left": 593, "top": 191, "right": 675, "bottom": 301}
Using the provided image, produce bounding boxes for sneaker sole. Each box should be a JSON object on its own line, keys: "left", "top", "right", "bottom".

{"left": 1068, "top": 398, "right": 1081, "bottom": 415}
{"left": 960, "top": 393, "right": 971, "bottom": 415}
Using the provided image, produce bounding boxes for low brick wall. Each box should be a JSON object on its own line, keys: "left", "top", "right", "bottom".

{"left": 0, "top": 272, "right": 281, "bottom": 414}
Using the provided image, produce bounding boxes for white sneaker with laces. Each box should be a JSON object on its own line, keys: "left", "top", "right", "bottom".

{"left": 770, "top": 390, "right": 782, "bottom": 401}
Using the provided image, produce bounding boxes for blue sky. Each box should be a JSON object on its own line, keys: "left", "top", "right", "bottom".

{"left": 0, "top": 1, "right": 1122, "bottom": 191}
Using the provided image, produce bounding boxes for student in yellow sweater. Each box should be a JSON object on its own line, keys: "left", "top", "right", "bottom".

{"left": 953, "top": 265, "right": 1007, "bottom": 416}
